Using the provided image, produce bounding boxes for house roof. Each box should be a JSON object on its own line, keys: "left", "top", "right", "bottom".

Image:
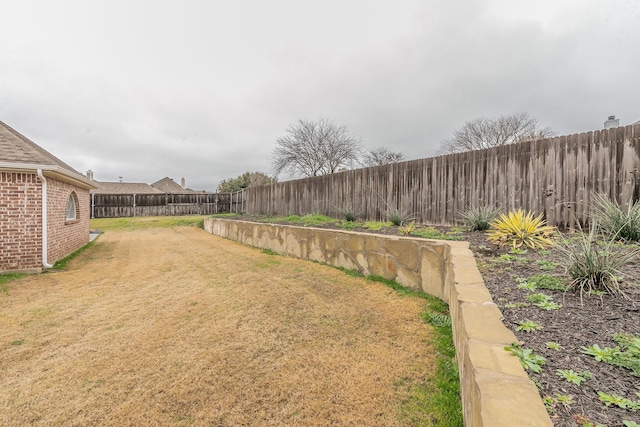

{"left": 151, "top": 177, "right": 203, "bottom": 193}
{"left": 152, "top": 177, "right": 186, "bottom": 193}
{"left": 91, "top": 181, "right": 163, "bottom": 194}
{"left": 0, "top": 120, "right": 95, "bottom": 189}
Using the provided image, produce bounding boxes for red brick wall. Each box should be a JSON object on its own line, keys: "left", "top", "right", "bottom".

{"left": 0, "top": 172, "right": 91, "bottom": 273}
{"left": 0, "top": 172, "right": 43, "bottom": 272}
{"left": 46, "top": 178, "right": 90, "bottom": 264}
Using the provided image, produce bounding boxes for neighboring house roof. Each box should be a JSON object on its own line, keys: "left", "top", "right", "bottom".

{"left": 151, "top": 177, "right": 201, "bottom": 193}
{"left": 91, "top": 181, "right": 163, "bottom": 194}
{"left": 0, "top": 120, "right": 95, "bottom": 189}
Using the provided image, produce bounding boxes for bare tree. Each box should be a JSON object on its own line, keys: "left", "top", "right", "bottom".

{"left": 272, "top": 118, "right": 361, "bottom": 177}
{"left": 362, "top": 147, "right": 405, "bottom": 167}
{"left": 438, "top": 112, "right": 555, "bottom": 154}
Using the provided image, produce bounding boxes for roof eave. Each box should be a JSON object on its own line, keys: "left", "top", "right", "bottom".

{"left": 0, "top": 162, "right": 97, "bottom": 189}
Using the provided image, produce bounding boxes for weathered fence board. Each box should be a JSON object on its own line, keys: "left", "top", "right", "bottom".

{"left": 246, "top": 124, "right": 640, "bottom": 227}
{"left": 91, "top": 191, "right": 246, "bottom": 218}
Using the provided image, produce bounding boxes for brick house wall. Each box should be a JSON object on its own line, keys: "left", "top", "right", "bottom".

{"left": 46, "top": 178, "right": 90, "bottom": 263}
{"left": 0, "top": 172, "right": 43, "bottom": 272}
{"left": 0, "top": 172, "right": 91, "bottom": 273}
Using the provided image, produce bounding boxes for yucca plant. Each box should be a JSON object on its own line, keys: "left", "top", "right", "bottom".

{"left": 459, "top": 205, "right": 501, "bottom": 231}
{"left": 556, "top": 222, "right": 640, "bottom": 299}
{"left": 487, "top": 209, "right": 556, "bottom": 249}
{"left": 387, "top": 207, "right": 414, "bottom": 226}
{"left": 592, "top": 193, "right": 640, "bottom": 242}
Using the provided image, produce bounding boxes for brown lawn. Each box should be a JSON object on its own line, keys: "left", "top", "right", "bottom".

{"left": 0, "top": 226, "right": 436, "bottom": 426}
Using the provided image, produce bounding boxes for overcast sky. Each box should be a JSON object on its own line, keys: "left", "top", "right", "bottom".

{"left": 1, "top": 0, "right": 638, "bottom": 191}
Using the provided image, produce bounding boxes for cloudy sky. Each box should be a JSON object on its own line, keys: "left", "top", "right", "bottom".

{"left": 1, "top": 0, "right": 638, "bottom": 191}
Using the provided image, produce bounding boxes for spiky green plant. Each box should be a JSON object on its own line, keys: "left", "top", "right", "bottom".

{"left": 387, "top": 207, "right": 414, "bottom": 226}
{"left": 459, "top": 205, "right": 501, "bottom": 231}
{"left": 557, "top": 222, "right": 640, "bottom": 299}
{"left": 486, "top": 209, "right": 556, "bottom": 249}
{"left": 592, "top": 192, "right": 640, "bottom": 242}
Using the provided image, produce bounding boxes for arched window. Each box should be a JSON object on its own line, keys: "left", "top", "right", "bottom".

{"left": 66, "top": 192, "right": 79, "bottom": 221}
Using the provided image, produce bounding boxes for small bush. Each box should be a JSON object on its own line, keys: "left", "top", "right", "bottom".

{"left": 592, "top": 193, "right": 640, "bottom": 242}
{"left": 487, "top": 209, "right": 556, "bottom": 249}
{"left": 459, "top": 205, "right": 501, "bottom": 231}
{"left": 387, "top": 207, "right": 414, "bottom": 226}
{"left": 557, "top": 222, "right": 640, "bottom": 299}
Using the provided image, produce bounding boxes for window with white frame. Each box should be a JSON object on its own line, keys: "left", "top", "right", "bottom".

{"left": 66, "top": 192, "right": 78, "bottom": 221}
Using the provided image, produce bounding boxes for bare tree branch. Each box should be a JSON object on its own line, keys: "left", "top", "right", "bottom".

{"left": 438, "top": 112, "right": 555, "bottom": 154}
{"left": 272, "top": 118, "right": 361, "bottom": 177}
{"left": 362, "top": 147, "right": 405, "bottom": 167}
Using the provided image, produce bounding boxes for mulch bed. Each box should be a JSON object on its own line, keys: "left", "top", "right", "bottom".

{"left": 231, "top": 216, "right": 640, "bottom": 427}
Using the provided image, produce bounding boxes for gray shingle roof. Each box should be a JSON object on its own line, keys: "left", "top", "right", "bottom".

{"left": 0, "top": 120, "right": 79, "bottom": 173}
{"left": 91, "top": 182, "right": 163, "bottom": 194}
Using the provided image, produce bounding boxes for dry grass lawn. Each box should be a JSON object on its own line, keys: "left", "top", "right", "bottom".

{"left": 1, "top": 224, "right": 436, "bottom": 426}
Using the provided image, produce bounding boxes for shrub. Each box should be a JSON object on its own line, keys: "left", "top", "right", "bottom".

{"left": 487, "top": 209, "right": 556, "bottom": 249}
{"left": 459, "top": 205, "right": 501, "bottom": 231}
{"left": 557, "top": 222, "right": 640, "bottom": 299}
{"left": 387, "top": 207, "right": 414, "bottom": 226}
{"left": 337, "top": 203, "right": 360, "bottom": 222}
{"left": 592, "top": 193, "right": 640, "bottom": 242}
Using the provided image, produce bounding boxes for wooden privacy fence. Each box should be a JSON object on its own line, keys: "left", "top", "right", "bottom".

{"left": 91, "top": 190, "right": 246, "bottom": 218}
{"left": 246, "top": 124, "right": 640, "bottom": 227}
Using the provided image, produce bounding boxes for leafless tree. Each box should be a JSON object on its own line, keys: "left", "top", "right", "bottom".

{"left": 272, "top": 118, "right": 361, "bottom": 177}
{"left": 438, "top": 112, "right": 555, "bottom": 154}
{"left": 362, "top": 147, "right": 405, "bottom": 167}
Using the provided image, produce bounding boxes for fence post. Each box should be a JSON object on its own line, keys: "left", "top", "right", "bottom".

{"left": 133, "top": 194, "right": 137, "bottom": 217}
{"left": 91, "top": 193, "right": 95, "bottom": 219}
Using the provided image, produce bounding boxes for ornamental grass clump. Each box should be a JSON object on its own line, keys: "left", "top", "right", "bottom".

{"left": 557, "top": 222, "right": 640, "bottom": 299}
{"left": 459, "top": 205, "right": 501, "bottom": 231}
{"left": 592, "top": 193, "right": 640, "bottom": 242}
{"left": 486, "top": 209, "right": 556, "bottom": 249}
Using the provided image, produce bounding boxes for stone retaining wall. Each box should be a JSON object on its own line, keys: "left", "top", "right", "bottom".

{"left": 203, "top": 218, "right": 553, "bottom": 427}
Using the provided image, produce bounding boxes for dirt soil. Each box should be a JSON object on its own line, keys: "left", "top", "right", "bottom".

{"left": 0, "top": 227, "right": 437, "bottom": 426}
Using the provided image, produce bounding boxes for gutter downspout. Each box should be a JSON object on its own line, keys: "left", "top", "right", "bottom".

{"left": 37, "top": 169, "right": 54, "bottom": 269}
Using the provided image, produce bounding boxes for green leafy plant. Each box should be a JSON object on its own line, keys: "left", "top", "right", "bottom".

{"left": 503, "top": 301, "right": 529, "bottom": 309}
{"left": 597, "top": 391, "right": 640, "bottom": 410}
{"left": 499, "top": 254, "right": 517, "bottom": 262}
{"left": 554, "top": 394, "right": 575, "bottom": 409}
{"left": 505, "top": 342, "right": 546, "bottom": 373}
{"left": 592, "top": 192, "right": 640, "bottom": 242}
{"left": 557, "top": 221, "right": 640, "bottom": 299}
{"left": 536, "top": 259, "right": 559, "bottom": 271}
{"left": 543, "top": 394, "right": 574, "bottom": 413}
{"left": 459, "top": 205, "right": 501, "bottom": 231}
{"left": 515, "top": 319, "right": 541, "bottom": 332}
{"left": 487, "top": 209, "right": 556, "bottom": 249}
{"left": 524, "top": 293, "right": 562, "bottom": 310}
{"left": 623, "top": 420, "right": 640, "bottom": 427}
{"left": 581, "top": 344, "right": 621, "bottom": 362}
{"left": 611, "top": 333, "right": 640, "bottom": 376}
{"left": 556, "top": 369, "right": 592, "bottom": 386}
{"left": 546, "top": 342, "right": 562, "bottom": 350}
{"left": 516, "top": 281, "right": 537, "bottom": 291}
{"left": 527, "top": 274, "right": 567, "bottom": 291}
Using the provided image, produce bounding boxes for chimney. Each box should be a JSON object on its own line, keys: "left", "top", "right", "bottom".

{"left": 86, "top": 170, "right": 94, "bottom": 180}
{"left": 181, "top": 177, "right": 186, "bottom": 189}
{"left": 604, "top": 115, "right": 619, "bottom": 129}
